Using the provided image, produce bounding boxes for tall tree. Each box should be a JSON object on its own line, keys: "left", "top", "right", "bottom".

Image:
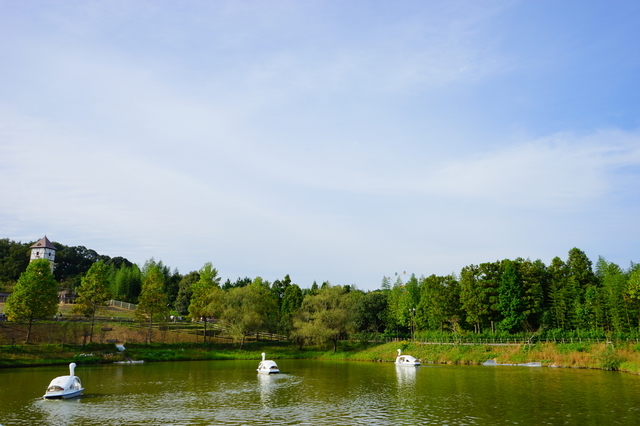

{"left": 626, "top": 265, "right": 640, "bottom": 331}
{"left": 134, "top": 265, "right": 169, "bottom": 343}
{"left": 188, "top": 262, "right": 221, "bottom": 342}
{"left": 271, "top": 274, "right": 292, "bottom": 312}
{"left": 498, "top": 260, "right": 525, "bottom": 333}
{"left": 547, "top": 256, "right": 571, "bottom": 329}
{"left": 174, "top": 271, "right": 200, "bottom": 316}
{"left": 111, "top": 264, "right": 142, "bottom": 303}
{"left": 477, "top": 261, "right": 503, "bottom": 332}
{"left": 142, "top": 258, "right": 180, "bottom": 306}
{"left": 280, "top": 283, "right": 304, "bottom": 336}
{"left": 417, "top": 274, "right": 461, "bottom": 332}
{"left": 72, "top": 260, "right": 113, "bottom": 343}
{"left": 517, "top": 258, "right": 547, "bottom": 331}
{"left": 5, "top": 258, "right": 59, "bottom": 343}
{"left": 596, "top": 257, "right": 630, "bottom": 332}
{"left": 460, "top": 264, "right": 483, "bottom": 333}
{"left": 566, "top": 248, "right": 598, "bottom": 329}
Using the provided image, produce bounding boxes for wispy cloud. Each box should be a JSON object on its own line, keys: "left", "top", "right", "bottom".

{"left": 423, "top": 130, "right": 640, "bottom": 209}
{"left": 1, "top": 1, "right": 639, "bottom": 287}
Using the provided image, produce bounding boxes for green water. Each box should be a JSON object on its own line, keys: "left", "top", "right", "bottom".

{"left": 1, "top": 359, "right": 639, "bottom": 425}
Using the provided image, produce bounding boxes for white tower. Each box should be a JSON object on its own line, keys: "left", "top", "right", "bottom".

{"left": 30, "top": 236, "right": 57, "bottom": 271}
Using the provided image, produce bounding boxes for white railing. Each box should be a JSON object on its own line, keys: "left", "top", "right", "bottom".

{"left": 109, "top": 299, "right": 137, "bottom": 310}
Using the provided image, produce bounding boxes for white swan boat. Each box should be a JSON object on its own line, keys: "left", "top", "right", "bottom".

{"left": 257, "top": 352, "right": 280, "bottom": 374}
{"left": 43, "top": 363, "right": 84, "bottom": 399}
{"left": 395, "top": 349, "right": 420, "bottom": 366}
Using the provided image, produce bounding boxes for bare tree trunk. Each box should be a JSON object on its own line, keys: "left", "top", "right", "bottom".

{"left": 25, "top": 316, "right": 33, "bottom": 344}
{"left": 89, "top": 307, "right": 96, "bottom": 343}
{"left": 203, "top": 317, "right": 207, "bottom": 343}
{"left": 147, "top": 318, "right": 154, "bottom": 343}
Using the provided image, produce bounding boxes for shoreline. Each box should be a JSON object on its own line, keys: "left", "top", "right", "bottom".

{"left": 1, "top": 340, "right": 638, "bottom": 375}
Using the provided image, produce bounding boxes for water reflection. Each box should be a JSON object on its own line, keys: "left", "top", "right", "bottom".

{"left": 257, "top": 371, "right": 276, "bottom": 405}
{"left": 395, "top": 364, "right": 417, "bottom": 388}
{"left": 34, "top": 398, "right": 83, "bottom": 425}
{"left": 2, "top": 360, "right": 640, "bottom": 425}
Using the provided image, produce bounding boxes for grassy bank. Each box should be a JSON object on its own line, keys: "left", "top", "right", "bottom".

{"left": 339, "top": 341, "right": 640, "bottom": 374}
{"left": 1, "top": 340, "right": 639, "bottom": 375}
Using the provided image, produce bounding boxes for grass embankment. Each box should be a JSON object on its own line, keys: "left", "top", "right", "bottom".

{"left": 342, "top": 341, "right": 640, "bottom": 374}
{"left": 2, "top": 340, "right": 639, "bottom": 375}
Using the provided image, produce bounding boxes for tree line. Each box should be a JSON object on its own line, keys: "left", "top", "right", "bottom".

{"left": 2, "top": 238, "right": 640, "bottom": 346}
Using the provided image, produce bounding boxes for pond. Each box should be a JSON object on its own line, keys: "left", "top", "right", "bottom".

{"left": 1, "top": 358, "right": 639, "bottom": 425}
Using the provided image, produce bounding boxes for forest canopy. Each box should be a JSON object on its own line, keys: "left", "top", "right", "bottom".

{"left": 2, "top": 238, "right": 640, "bottom": 340}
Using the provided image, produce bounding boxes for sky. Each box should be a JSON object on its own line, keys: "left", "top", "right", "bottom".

{"left": 1, "top": 0, "right": 640, "bottom": 290}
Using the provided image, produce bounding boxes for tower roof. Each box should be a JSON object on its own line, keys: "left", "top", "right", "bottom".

{"left": 30, "top": 236, "right": 57, "bottom": 251}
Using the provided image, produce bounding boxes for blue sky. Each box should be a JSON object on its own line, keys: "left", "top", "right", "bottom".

{"left": 1, "top": 0, "right": 639, "bottom": 290}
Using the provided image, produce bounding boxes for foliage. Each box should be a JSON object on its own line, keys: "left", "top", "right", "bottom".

{"left": 354, "top": 290, "right": 387, "bottom": 334}
{"left": 72, "top": 260, "right": 113, "bottom": 343}
{"left": 53, "top": 243, "right": 105, "bottom": 287}
{"left": 134, "top": 265, "right": 169, "bottom": 343}
{"left": 174, "top": 271, "right": 200, "bottom": 315}
{"left": 4, "top": 237, "right": 640, "bottom": 345}
{"left": 0, "top": 239, "right": 30, "bottom": 285}
{"left": 220, "top": 278, "right": 277, "bottom": 348}
{"left": 292, "top": 284, "right": 356, "bottom": 352}
{"left": 280, "top": 283, "right": 304, "bottom": 336}
{"left": 597, "top": 345, "right": 623, "bottom": 371}
{"left": 498, "top": 260, "right": 524, "bottom": 332}
{"left": 4, "top": 259, "right": 59, "bottom": 343}
{"left": 111, "top": 264, "right": 142, "bottom": 303}
{"left": 188, "top": 262, "right": 222, "bottom": 342}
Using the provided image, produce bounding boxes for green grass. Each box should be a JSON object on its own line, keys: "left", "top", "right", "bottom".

{"left": 1, "top": 332, "right": 640, "bottom": 375}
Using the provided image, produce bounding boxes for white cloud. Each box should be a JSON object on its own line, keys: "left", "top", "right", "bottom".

{"left": 2, "top": 1, "right": 640, "bottom": 288}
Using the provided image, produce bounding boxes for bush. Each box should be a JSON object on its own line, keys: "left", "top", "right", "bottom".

{"left": 598, "top": 348, "right": 623, "bottom": 371}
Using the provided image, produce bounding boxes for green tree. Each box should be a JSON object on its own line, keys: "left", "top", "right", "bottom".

{"left": 174, "top": 271, "right": 200, "bottom": 316}
{"left": 398, "top": 274, "right": 420, "bottom": 331}
{"left": 626, "top": 265, "right": 640, "bottom": 331}
{"left": 188, "top": 262, "right": 221, "bottom": 342}
{"left": 354, "top": 290, "right": 388, "bottom": 334}
{"left": 596, "top": 257, "right": 630, "bottom": 332}
{"left": 292, "top": 285, "right": 355, "bottom": 352}
{"left": 111, "top": 264, "right": 142, "bottom": 303}
{"left": 417, "top": 274, "right": 461, "bottom": 332}
{"left": 498, "top": 260, "right": 525, "bottom": 333}
{"left": 460, "top": 264, "right": 483, "bottom": 333}
{"left": 134, "top": 265, "right": 169, "bottom": 343}
{"left": 0, "top": 239, "right": 31, "bottom": 285}
{"left": 566, "top": 248, "right": 599, "bottom": 329}
{"left": 517, "top": 258, "right": 547, "bottom": 331}
{"left": 271, "top": 274, "right": 292, "bottom": 311}
{"left": 53, "top": 244, "right": 103, "bottom": 288}
{"left": 280, "top": 283, "right": 304, "bottom": 336}
{"left": 5, "top": 258, "right": 59, "bottom": 343}
{"left": 384, "top": 274, "right": 412, "bottom": 337}
{"left": 477, "top": 261, "right": 503, "bottom": 332}
{"left": 72, "top": 260, "right": 113, "bottom": 343}
{"left": 142, "top": 258, "right": 181, "bottom": 306}
{"left": 547, "top": 256, "right": 571, "bottom": 329}
{"left": 222, "top": 276, "right": 252, "bottom": 290}
{"left": 220, "top": 277, "right": 277, "bottom": 348}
